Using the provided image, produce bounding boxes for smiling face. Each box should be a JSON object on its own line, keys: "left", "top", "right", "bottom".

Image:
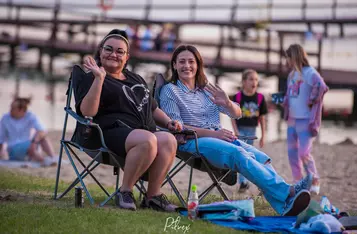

{"left": 242, "top": 72, "right": 259, "bottom": 94}
{"left": 99, "top": 37, "right": 129, "bottom": 72}
{"left": 173, "top": 50, "right": 198, "bottom": 84}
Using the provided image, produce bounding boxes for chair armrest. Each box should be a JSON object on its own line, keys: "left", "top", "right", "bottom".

{"left": 64, "top": 107, "right": 108, "bottom": 148}
{"left": 65, "top": 107, "right": 92, "bottom": 125}
{"left": 237, "top": 135, "right": 258, "bottom": 141}
{"left": 172, "top": 129, "right": 196, "bottom": 136}
{"left": 156, "top": 126, "right": 196, "bottom": 136}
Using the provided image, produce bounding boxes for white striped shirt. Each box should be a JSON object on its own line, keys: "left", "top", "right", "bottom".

{"left": 159, "top": 80, "right": 239, "bottom": 130}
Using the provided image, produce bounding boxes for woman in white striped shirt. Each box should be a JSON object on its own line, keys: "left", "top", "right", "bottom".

{"left": 160, "top": 44, "right": 312, "bottom": 216}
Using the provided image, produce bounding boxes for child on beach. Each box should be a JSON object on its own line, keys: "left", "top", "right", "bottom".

{"left": 0, "top": 97, "right": 57, "bottom": 166}
{"left": 283, "top": 44, "right": 329, "bottom": 195}
{"left": 230, "top": 69, "right": 268, "bottom": 192}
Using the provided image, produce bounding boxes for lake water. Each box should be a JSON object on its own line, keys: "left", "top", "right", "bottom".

{"left": 0, "top": 0, "right": 356, "bottom": 145}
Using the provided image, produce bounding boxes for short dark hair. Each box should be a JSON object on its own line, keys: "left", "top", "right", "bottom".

{"left": 94, "top": 29, "right": 129, "bottom": 67}
{"left": 169, "top": 44, "right": 208, "bottom": 89}
{"left": 13, "top": 97, "right": 31, "bottom": 111}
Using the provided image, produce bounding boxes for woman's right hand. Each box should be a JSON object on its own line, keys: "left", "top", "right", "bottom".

{"left": 83, "top": 56, "right": 106, "bottom": 81}
{"left": 213, "top": 129, "right": 237, "bottom": 142}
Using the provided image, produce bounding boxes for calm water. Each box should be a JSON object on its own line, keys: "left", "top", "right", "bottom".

{"left": 0, "top": 0, "right": 356, "bottom": 144}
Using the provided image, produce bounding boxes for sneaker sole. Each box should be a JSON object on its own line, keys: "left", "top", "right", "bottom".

{"left": 147, "top": 201, "right": 177, "bottom": 212}
{"left": 118, "top": 205, "right": 136, "bottom": 211}
{"left": 283, "top": 191, "right": 311, "bottom": 216}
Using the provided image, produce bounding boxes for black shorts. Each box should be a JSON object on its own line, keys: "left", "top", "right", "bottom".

{"left": 103, "top": 127, "right": 134, "bottom": 159}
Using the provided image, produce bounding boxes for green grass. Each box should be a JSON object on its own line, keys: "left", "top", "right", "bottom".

{"left": 0, "top": 169, "right": 274, "bottom": 234}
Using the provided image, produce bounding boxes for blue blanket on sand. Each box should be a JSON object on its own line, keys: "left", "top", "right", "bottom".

{"left": 211, "top": 216, "right": 304, "bottom": 233}
{"left": 179, "top": 211, "right": 305, "bottom": 233}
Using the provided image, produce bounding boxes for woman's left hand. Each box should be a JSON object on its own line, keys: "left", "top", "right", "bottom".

{"left": 204, "top": 83, "right": 231, "bottom": 107}
{"left": 167, "top": 120, "right": 183, "bottom": 132}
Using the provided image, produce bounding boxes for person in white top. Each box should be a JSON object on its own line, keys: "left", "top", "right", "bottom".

{"left": 0, "top": 97, "right": 57, "bottom": 166}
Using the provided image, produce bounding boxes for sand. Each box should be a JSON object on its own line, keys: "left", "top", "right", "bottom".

{"left": 1, "top": 130, "right": 356, "bottom": 212}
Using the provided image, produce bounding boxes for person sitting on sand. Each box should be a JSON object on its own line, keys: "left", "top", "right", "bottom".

{"left": 159, "top": 44, "right": 313, "bottom": 216}
{"left": 0, "top": 97, "right": 57, "bottom": 166}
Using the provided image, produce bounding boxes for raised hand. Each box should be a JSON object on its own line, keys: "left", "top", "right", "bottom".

{"left": 83, "top": 56, "right": 106, "bottom": 81}
{"left": 214, "top": 129, "right": 237, "bottom": 142}
{"left": 204, "top": 83, "right": 231, "bottom": 107}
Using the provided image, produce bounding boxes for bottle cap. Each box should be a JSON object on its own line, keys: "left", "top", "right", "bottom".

{"left": 191, "top": 184, "right": 197, "bottom": 192}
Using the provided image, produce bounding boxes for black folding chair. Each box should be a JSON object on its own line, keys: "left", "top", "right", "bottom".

{"left": 153, "top": 73, "right": 257, "bottom": 208}
{"left": 53, "top": 65, "right": 146, "bottom": 207}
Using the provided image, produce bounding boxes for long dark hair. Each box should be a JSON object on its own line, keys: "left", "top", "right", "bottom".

{"left": 94, "top": 29, "right": 129, "bottom": 67}
{"left": 169, "top": 44, "right": 208, "bottom": 89}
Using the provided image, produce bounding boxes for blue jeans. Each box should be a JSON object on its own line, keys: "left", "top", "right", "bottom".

{"left": 238, "top": 126, "right": 257, "bottom": 184}
{"left": 179, "top": 137, "right": 290, "bottom": 215}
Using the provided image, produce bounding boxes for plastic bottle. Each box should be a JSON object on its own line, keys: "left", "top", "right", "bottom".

{"left": 187, "top": 184, "right": 199, "bottom": 220}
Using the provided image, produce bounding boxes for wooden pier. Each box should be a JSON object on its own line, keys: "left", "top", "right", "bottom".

{"left": 0, "top": 0, "right": 357, "bottom": 120}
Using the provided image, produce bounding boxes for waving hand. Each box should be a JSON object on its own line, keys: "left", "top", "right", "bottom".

{"left": 83, "top": 56, "right": 106, "bottom": 81}
{"left": 204, "top": 83, "right": 230, "bottom": 107}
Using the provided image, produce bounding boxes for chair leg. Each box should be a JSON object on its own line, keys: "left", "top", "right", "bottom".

{"left": 63, "top": 144, "right": 95, "bottom": 205}
{"left": 54, "top": 141, "right": 65, "bottom": 200}
{"left": 57, "top": 161, "right": 101, "bottom": 199}
{"left": 68, "top": 146, "right": 110, "bottom": 196}
{"left": 138, "top": 180, "right": 144, "bottom": 201}
{"left": 166, "top": 175, "right": 186, "bottom": 208}
{"left": 134, "top": 180, "right": 147, "bottom": 197}
{"left": 162, "top": 160, "right": 186, "bottom": 187}
{"left": 114, "top": 167, "right": 120, "bottom": 192}
{"left": 187, "top": 165, "right": 194, "bottom": 201}
{"left": 54, "top": 109, "right": 73, "bottom": 199}
{"left": 99, "top": 189, "right": 118, "bottom": 207}
{"left": 199, "top": 159, "right": 230, "bottom": 202}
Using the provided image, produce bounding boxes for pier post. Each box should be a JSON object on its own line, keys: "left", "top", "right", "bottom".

{"left": 278, "top": 32, "right": 284, "bottom": 74}
{"left": 9, "top": 45, "right": 16, "bottom": 67}
{"left": 7, "top": 0, "right": 13, "bottom": 19}
{"left": 37, "top": 48, "right": 43, "bottom": 71}
{"left": 352, "top": 91, "right": 357, "bottom": 121}
{"left": 265, "top": 29, "right": 271, "bottom": 72}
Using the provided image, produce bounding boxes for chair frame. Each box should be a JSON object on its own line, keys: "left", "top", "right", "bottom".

{"left": 53, "top": 66, "right": 146, "bottom": 207}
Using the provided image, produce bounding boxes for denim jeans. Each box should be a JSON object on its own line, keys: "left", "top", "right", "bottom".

{"left": 179, "top": 137, "right": 290, "bottom": 215}
{"left": 237, "top": 126, "right": 257, "bottom": 184}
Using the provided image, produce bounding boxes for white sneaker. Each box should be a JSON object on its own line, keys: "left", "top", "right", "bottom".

{"left": 310, "top": 185, "right": 320, "bottom": 195}
{"left": 42, "top": 157, "right": 57, "bottom": 167}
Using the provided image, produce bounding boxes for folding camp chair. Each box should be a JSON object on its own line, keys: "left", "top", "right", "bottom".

{"left": 53, "top": 65, "right": 147, "bottom": 207}
{"left": 153, "top": 73, "right": 257, "bottom": 208}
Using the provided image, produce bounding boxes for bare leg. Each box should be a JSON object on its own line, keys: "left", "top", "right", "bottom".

{"left": 121, "top": 130, "right": 158, "bottom": 192}
{"left": 39, "top": 137, "right": 56, "bottom": 157}
{"left": 146, "top": 132, "right": 177, "bottom": 198}
{"left": 27, "top": 144, "right": 44, "bottom": 162}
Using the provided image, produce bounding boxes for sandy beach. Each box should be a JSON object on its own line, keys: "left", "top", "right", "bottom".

{"left": 1, "top": 130, "right": 356, "bottom": 212}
